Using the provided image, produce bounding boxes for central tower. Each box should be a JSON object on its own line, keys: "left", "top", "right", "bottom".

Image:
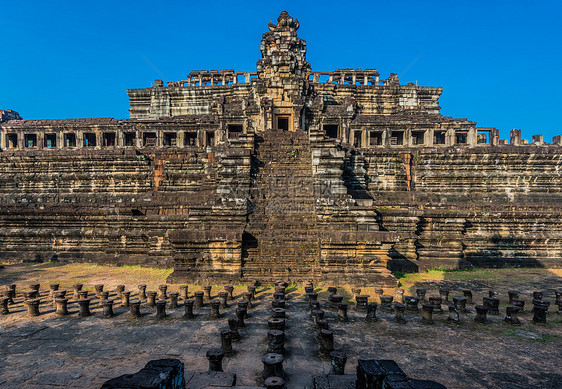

{"left": 256, "top": 11, "right": 311, "bottom": 132}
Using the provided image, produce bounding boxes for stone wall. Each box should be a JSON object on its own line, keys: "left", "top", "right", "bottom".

{"left": 363, "top": 147, "right": 562, "bottom": 201}
{"left": 354, "top": 147, "right": 562, "bottom": 270}
{"left": 0, "top": 141, "right": 251, "bottom": 267}
{"left": 377, "top": 206, "right": 562, "bottom": 271}
{"left": 0, "top": 126, "right": 560, "bottom": 278}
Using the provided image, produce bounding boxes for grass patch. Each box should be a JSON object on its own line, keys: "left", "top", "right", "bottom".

{"left": 126, "top": 318, "right": 143, "bottom": 326}
{"left": 396, "top": 268, "right": 520, "bottom": 285}
{"left": 31, "top": 262, "right": 66, "bottom": 269}
{"left": 391, "top": 271, "right": 410, "bottom": 280}
{"left": 540, "top": 334, "right": 559, "bottom": 343}
{"left": 502, "top": 328, "right": 560, "bottom": 343}
{"left": 444, "top": 269, "right": 499, "bottom": 280}
{"left": 108, "top": 265, "right": 173, "bottom": 279}
{"left": 393, "top": 267, "right": 521, "bottom": 294}
{"left": 285, "top": 281, "right": 298, "bottom": 294}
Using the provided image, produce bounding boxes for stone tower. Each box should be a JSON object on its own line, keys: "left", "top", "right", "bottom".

{"left": 256, "top": 11, "right": 311, "bottom": 132}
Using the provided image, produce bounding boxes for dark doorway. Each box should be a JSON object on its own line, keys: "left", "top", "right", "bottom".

{"left": 277, "top": 117, "right": 289, "bottom": 131}
{"left": 324, "top": 124, "right": 338, "bottom": 138}
{"left": 391, "top": 131, "right": 404, "bottom": 145}
{"left": 206, "top": 132, "right": 215, "bottom": 147}
{"left": 64, "top": 133, "right": 76, "bottom": 147}
{"left": 228, "top": 124, "right": 243, "bottom": 139}
{"left": 370, "top": 131, "right": 382, "bottom": 146}
{"left": 412, "top": 131, "right": 425, "bottom": 145}
{"left": 124, "top": 132, "right": 136, "bottom": 147}
{"left": 6, "top": 133, "right": 17, "bottom": 148}
{"left": 434, "top": 131, "right": 446, "bottom": 145}
{"left": 184, "top": 132, "right": 197, "bottom": 146}
{"left": 163, "top": 132, "right": 177, "bottom": 146}
{"left": 353, "top": 131, "right": 362, "bottom": 147}
{"left": 44, "top": 134, "right": 57, "bottom": 148}
{"left": 25, "top": 134, "right": 37, "bottom": 148}
{"left": 103, "top": 132, "right": 116, "bottom": 147}
{"left": 456, "top": 132, "right": 468, "bottom": 144}
{"left": 143, "top": 132, "right": 157, "bottom": 146}
{"left": 84, "top": 133, "right": 96, "bottom": 147}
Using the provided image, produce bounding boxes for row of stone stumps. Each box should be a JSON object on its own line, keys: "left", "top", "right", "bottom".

{"left": 2, "top": 283, "right": 560, "bottom": 325}
{"left": 97, "top": 282, "right": 281, "bottom": 388}
{"left": 0, "top": 282, "right": 252, "bottom": 321}
{"left": 195, "top": 282, "right": 290, "bottom": 389}
{"left": 306, "top": 283, "right": 346, "bottom": 384}
{"left": 307, "top": 284, "right": 449, "bottom": 388}
{"left": 204, "top": 281, "right": 288, "bottom": 388}
{"left": 314, "top": 286, "right": 561, "bottom": 327}
{"left": 202, "top": 285, "right": 251, "bottom": 388}
{"left": 4, "top": 280, "right": 561, "bottom": 388}
{"left": 98, "top": 280, "right": 450, "bottom": 389}
{"left": 261, "top": 281, "right": 289, "bottom": 388}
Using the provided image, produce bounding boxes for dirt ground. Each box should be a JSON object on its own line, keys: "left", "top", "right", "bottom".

{"left": 0, "top": 264, "right": 561, "bottom": 388}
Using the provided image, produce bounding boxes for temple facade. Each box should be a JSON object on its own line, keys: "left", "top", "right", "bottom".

{"left": 1, "top": 12, "right": 561, "bottom": 284}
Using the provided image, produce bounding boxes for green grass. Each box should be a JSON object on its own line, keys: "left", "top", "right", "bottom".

{"left": 396, "top": 268, "right": 504, "bottom": 284}
{"left": 391, "top": 267, "right": 524, "bottom": 294}
{"left": 540, "top": 334, "right": 559, "bottom": 343}
{"left": 443, "top": 269, "right": 500, "bottom": 280}
{"left": 125, "top": 318, "right": 143, "bottom": 326}
{"left": 111, "top": 265, "right": 173, "bottom": 279}
{"left": 391, "top": 271, "right": 409, "bottom": 280}
{"left": 285, "top": 281, "right": 299, "bottom": 294}
{"left": 501, "top": 328, "right": 559, "bottom": 343}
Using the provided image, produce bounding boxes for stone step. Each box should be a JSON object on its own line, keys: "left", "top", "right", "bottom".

{"left": 250, "top": 209, "right": 317, "bottom": 215}
{"left": 250, "top": 196, "right": 315, "bottom": 202}
{"left": 257, "top": 160, "right": 312, "bottom": 166}
{"left": 247, "top": 234, "right": 319, "bottom": 241}
{"left": 255, "top": 173, "right": 313, "bottom": 179}
{"left": 258, "top": 146, "right": 311, "bottom": 151}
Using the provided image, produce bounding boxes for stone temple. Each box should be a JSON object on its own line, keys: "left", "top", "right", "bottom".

{"left": 0, "top": 11, "right": 561, "bottom": 286}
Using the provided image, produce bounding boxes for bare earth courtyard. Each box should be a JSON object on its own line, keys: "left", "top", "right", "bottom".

{"left": 0, "top": 264, "right": 560, "bottom": 388}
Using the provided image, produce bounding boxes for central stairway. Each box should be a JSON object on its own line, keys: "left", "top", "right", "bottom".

{"left": 242, "top": 129, "right": 320, "bottom": 281}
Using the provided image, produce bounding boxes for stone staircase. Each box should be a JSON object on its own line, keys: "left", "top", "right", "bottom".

{"left": 242, "top": 129, "right": 320, "bottom": 281}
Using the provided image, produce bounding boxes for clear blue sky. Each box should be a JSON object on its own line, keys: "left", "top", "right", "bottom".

{"left": 1, "top": 0, "right": 561, "bottom": 142}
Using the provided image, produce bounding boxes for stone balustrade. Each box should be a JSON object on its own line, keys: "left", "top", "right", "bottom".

{"left": 309, "top": 69, "right": 380, "bottom": 85}
{"left": 2, "top": 114, "right": 558, "bottom": 152}
{"left": 164, "top": 70, "right": 258, "bottom": 88}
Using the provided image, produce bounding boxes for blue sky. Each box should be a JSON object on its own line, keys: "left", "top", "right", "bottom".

{"left": 1, "top": 1, "right": 560, "bottom": 142}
